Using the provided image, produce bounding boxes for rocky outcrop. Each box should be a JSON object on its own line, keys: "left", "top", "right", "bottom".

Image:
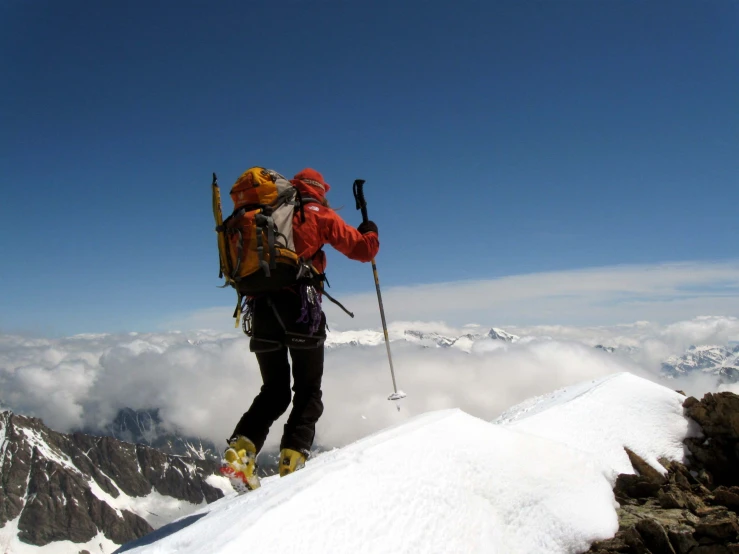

{"left": 587, "top": 392, "right": 739, "bottom": 554}
{"left": 0, "top": 411, "right": 224, "bottom": 548}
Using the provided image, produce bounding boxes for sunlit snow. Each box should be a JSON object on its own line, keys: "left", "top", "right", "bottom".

{"left": 116, "top": 372, "right": 695, "bottom": 554}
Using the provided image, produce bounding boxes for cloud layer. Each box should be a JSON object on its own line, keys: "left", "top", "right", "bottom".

{"left": 2, "top": 315, "right": 738, "bottom": 453}
{"left": 165, "top": 260, "right": 739, "bottom": 334}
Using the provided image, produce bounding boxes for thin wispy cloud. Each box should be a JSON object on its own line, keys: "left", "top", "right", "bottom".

{"left": 163, "top": 261, "right": 739, "bottom": 333}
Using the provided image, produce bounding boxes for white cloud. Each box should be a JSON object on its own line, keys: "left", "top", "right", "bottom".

{"left": 1, "top": 315, "right": 737, "bottom": 453}
{"left": 163, "top": 260, "right": 739, "bottom": 333}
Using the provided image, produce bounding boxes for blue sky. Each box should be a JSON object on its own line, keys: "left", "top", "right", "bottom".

{"left": 1, "top": 1, "right": 738, "bottom": 336}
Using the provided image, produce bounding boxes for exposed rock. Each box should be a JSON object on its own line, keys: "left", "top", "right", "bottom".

{"left": 626, "top": 448, "right": 667, "bottom": 486}
{"left": 584, "top": 392, "right": 739, "bottom": 553}
{"left": 616, "top": 473, "right": 663, "bottom": 500}
{"left": 658, "top": 488, "right": 687, "bottom": 510}
{"left": 714, "top": 487, "right": 739, "bottom": 511}
{"left": 684, "top": 393, "right": 739, "bottom": 487}
{"left": 635, "top": 518, "right": 676, "bottom": 554}
{"left": 0, "top": 410, "right": 224, "bottom": 549}
{"left": 694, "top": 512, "right": 739, "bottom": 542}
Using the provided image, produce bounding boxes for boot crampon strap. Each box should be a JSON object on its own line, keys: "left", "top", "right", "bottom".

{"left": 279, "top": 448, "right": 307, "bottom": 477}
{"left": 220, "top": 436, "right": 261, "bottom": 493}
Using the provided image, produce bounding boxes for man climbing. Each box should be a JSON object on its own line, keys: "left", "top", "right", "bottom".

{"left": 221, "top": 168, "right": 380, "bottom": 491}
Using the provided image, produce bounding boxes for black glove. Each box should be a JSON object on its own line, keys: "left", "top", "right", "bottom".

{"left": 358, "top": 220, "right": 378, "bottom": 235}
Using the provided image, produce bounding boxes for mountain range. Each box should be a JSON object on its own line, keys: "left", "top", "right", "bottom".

{"left": 328, "top": 326, "right": 739, "bottom": 385}
{"left": 0, "top": 411, "right": 227, "bottom": 553}
{"left": 325, "top": 326, "right": 519, "bottom": 350}
{"left": 660, "top": 344, "right": 739, "bottom": 383}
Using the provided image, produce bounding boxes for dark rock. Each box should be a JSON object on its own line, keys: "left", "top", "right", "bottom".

{"left": 635, "top": 517, "right": 677, "bottom": 553}
{"left": 692, "top": 546, "right": 739, "bottom": 553}
{"left": 684, "top": 393, "right": 739, "bottom": 487}
{"left": 72, "top": 433, "right": 151, "bottom": 498}
{"left": 684, "top": 393, "right": 739, "bottom": 438}
{"left": 694, "top": 513, "right": 739, "bottom": 542}
{"left": 0, "top": 410, "right": 223, "bottom": 549}
{"left": 658, "top": 489, "right": 688, "bottom": 509}
{"left": 626, "top": 448, "right": 667, "bottom": 485}
{"left": 621, "top": 526, "right": 651, "bottom": 553}
{"left": 668, "top": 526, "right": 699, "bottom": 553}
{"left": 590, "top": 535, "right": 631, "bottom": 552}
{"left": 615, "top": 474, "right": 662, "bottom": 499}
{"left": 714, "top": 487, "right": 739, "bottom": 510}
{"left": 688, "top": 493, "right": 710, "bottom": 514}
{"left": 671, "top": 466, "right": 694, "bottom": 490}
{"left": 698, "top": 469, "right": 714, "bottom": 487}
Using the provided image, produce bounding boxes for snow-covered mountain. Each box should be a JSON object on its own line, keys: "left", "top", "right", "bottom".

{"left": 661, "top": 344, "right": 739, "bottom": 383}
{"left": 82, "top": 408, "right": 221, "bottom": 462}
{"left": 0, "top": 411, "right": 229, "bottom": 554}
{"left": 114, "top": 373, "right": 696, "bottom": 554}
{"left": 324, "top": 326, "right": 520, "bottom": 351}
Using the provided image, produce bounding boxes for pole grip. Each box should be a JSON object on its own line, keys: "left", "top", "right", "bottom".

{"left": 353, "top": 179, "right": 368, "bottom": 223}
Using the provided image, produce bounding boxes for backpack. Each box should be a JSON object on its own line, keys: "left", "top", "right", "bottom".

{"left": 212, "top": 168, "right": 354, "bottom": 328}
{"left": 212, "top": 168, "right": 311, "bottom": 321}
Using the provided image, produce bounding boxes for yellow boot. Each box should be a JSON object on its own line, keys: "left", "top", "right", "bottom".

{"left": 279, "top": 448, "right": 307, "bottom": 477}
{"left": 220, "top": 436, "right": 260, "bottom": 493}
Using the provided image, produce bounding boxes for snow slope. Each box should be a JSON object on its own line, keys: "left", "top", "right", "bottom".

{"left": 117, "top": 372, "right": 695, "bottom": 554}
{"left": 497, "top": 372, "right": 699, "bottom": 479}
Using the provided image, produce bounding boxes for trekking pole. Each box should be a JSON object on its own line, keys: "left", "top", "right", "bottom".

{"left": 353, "top": 179, "right": 406, "bottom": 408}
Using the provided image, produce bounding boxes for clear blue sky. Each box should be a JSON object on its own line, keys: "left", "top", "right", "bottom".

{"left": 1, "top": 1, "right": 737, "bottom": 336}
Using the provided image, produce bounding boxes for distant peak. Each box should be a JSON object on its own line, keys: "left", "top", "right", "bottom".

{"left": 487, "top": 328, "right": 519, "bottom": 342}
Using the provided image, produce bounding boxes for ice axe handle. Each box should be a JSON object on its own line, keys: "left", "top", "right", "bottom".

{"left": 353, "top": 179, "right": 368, "bottom": 223}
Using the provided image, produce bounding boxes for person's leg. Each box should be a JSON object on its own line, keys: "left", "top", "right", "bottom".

{"left": 281, "top": 346, "right": 324, "bottom": 453}
{"left": 266, "top": 289, "right": 326, "bottom": 468}
{"left": 231, "top": 347, "right": 292, "bottom": 452}
{"left": 230, "top": 295, "right": 291, "bottom": 452}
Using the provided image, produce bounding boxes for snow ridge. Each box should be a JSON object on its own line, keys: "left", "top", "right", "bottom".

{"left": 118, "top": 373, "right": 696, "bottom": 554}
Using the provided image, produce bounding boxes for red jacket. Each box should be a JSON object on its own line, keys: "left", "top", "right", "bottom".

{"left": 291, "top": 180, "right": 379, "bottom": 274}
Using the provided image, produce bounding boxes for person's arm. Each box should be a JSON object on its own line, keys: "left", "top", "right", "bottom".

{"left": 320, "top": 208, "right": 379, "bottom": 262}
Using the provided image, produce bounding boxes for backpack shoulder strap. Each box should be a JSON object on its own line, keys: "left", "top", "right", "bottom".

{"left": 296, "top": 193, "right": 322, "bottom": 222}
{"left": 300, "top": 195, "right": 321, "bottom": 205}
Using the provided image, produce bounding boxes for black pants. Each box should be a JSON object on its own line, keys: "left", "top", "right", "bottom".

{"left": 231, "top": 289, "right": 326, "bottom": 454}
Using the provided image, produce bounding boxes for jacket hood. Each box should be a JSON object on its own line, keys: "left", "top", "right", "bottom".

{"left": 291, "top": 168, "right": 330, "bottom": 200}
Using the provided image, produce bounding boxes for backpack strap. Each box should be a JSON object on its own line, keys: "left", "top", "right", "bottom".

{"left": 265, "top": 214, "right": 277, "bottom": 270}
{"left": 300, "top": 195, "right": 321, "bottom": 206}
{"left": 254, "top": 213, "right": 272, "bottom": 276}
{"left": 232, "top": 228, "right": 244, "bottom": 278}
{"left": 296, "top": 194, "right": 321, "bottom": 223}
{"left": 321, "top": 289, "right": 354, "bottom": 318}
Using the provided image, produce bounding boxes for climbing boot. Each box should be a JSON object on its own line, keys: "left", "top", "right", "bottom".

{"left": 279, "top": 448, "right": 307, "bottom": 477}
{"left": 220, "top": 435, "right": 260, "bottom": 493}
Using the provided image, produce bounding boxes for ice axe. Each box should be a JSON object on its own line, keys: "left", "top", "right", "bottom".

{"left": 353, "top": 179, "right": 406, "bottom": 409}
